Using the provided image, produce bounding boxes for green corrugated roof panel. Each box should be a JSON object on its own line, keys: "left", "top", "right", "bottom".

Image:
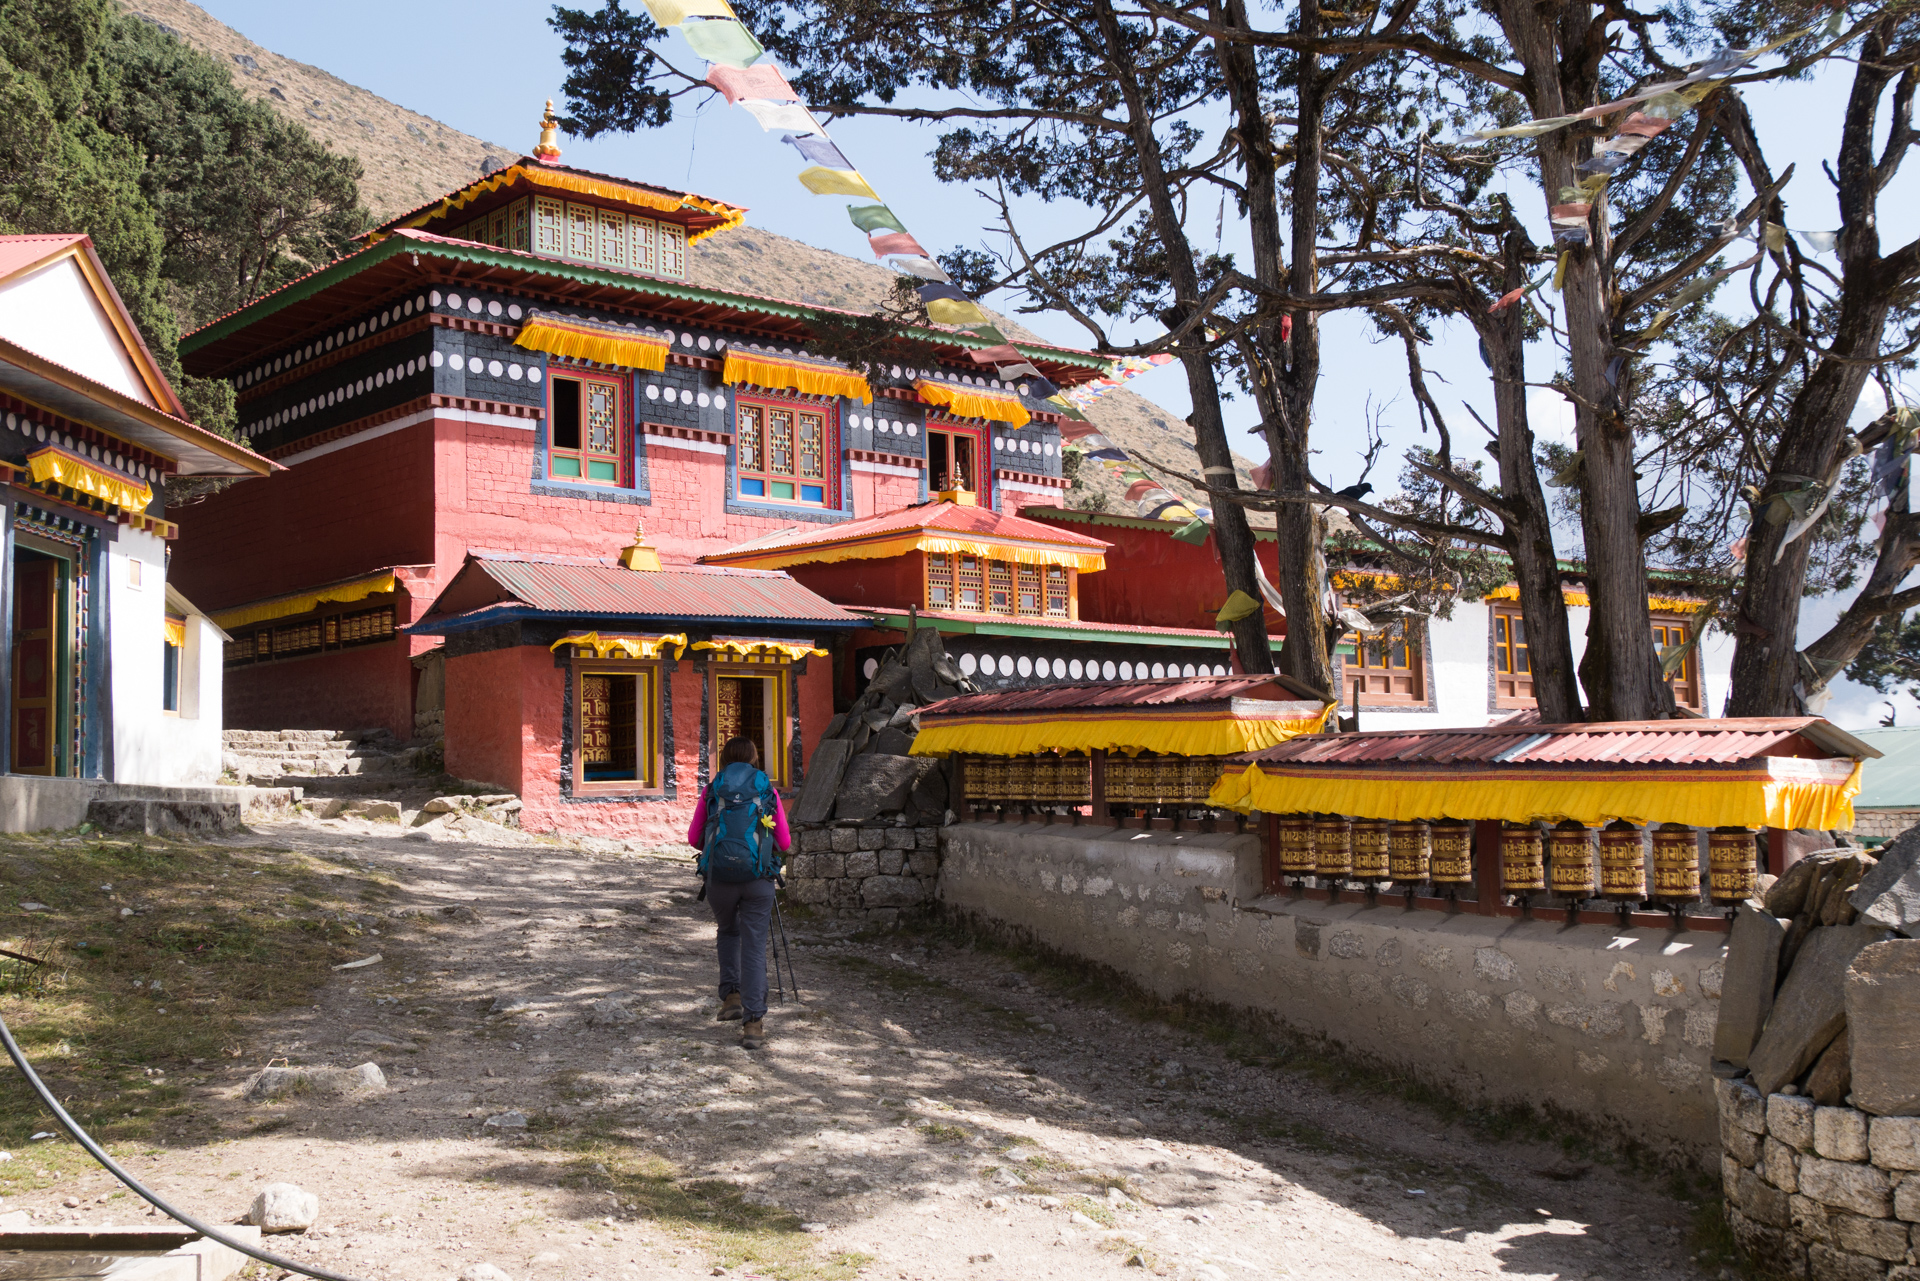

{"left": 1853, "top": 726, "right": 1920, "bottom": 808}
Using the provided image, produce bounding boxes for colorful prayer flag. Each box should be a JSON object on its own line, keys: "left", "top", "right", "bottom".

{"left": 867, "top": 231, "right": 928, "bottom": 259}
{"left": 847, "top": 204, "right": 907, "bottom": 234}
{"left": 681, "top": 18, "right": 764, "bottom": 68}
{"left": 966, "top": 344, "right": 1024, "bottom": 364}
{"left": 885, "top": 256, "right": 951, "bottom": 282}
{"left": 641, "top": 0, "right": 735, "bottom": 25}
{"left": 797, "top": 166, "right": 880, "bottom": 198}
{"left": 737, "top": 100, "right": 818, "bottom": 133}
{"left": 706, "top": 63, "right": 799, "bottom": 104}
{"left": 925, "top": 297, "right": 987, "bottom": 326}
{"left": 782, "top": 133, "right": 853, "bottom": 169}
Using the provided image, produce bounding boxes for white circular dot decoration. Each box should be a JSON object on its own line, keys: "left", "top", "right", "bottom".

{"left": 1068, "top": 658, "right": 1084, "bottom": 679}
{"left": 681, "top": 333, "right": 694, "bottom": 347}
{"left": 445, "top": 293, "right": 461, "bottom": 309}
{"left": 406, "top": 359, "right": 417, "bottom": 375}
{"left": 1049, "top": 658, "right": 1065, "bottom": 678}
{"left": 1016, "top": 655, "right": 1033, "bottom": 678}
{"left": 467, "top": 298, "right": 482, "bottom": 315}
{"left": 698, "top": 336, "right": 711, "bottom": 351}
{"left": 487, "top": 360, "right": 503, "bottom": 377}
{"left": 1020, "top": 439, "right": 1032, "bottom": 454}
{"left": 488, "top": 301, "right": 503, "bottom": 318}
{"left": 683, "top": 389, "right": 698, "bottom": 405}
{"left": 993, "top": 437, "right": 1005, "bottom": 451}
{"left": 891, "top": 365, "right": 903, "bottom": 378}
{"left": 1119, "top": 661, "right": 1135, "bottom": 680}
{"left": 646, "top": 384, "right": 660, "bottom": 400}
{"left": 1045, "top": 443, "right": 1055, "bottom": 457}
{"left": 863, "top": 657, "right": 879, "bottom": 680}
{"left": 273, "top": 357, "right": 283, "bottom": 373}
{"left": 509, "top": 364, "right": 523, "bottom": 381}
{"left": 430, "top": 351, "right": 444, "bottom": 367}
{"left": 380, "top": 310, "right": 391, "bottom": 326}
{"left": 528, "top": 368, "right": 542, "bottom": 383}
{"left": 907, "top": 424, "right": 918, "bottom": 436}
{"left": 1101, "top": 660, "right": 1117, "bottom": 680}
{"left": 509, "top": 304, "right": 523, "bottom": 320}
{"left": 416, "top": 295, "right": 427, "bottom": 311}
{"left": 698, "top": 393, "right": 711, "bottom": 408}
{"left": 959, "top": 653, "right": 977, "bottom": 676}
{"left": 449, "top": 355, "right": 465, "bottom": 371}
{"left": 1184, "top": 663, "right": 1198, "bottom": 677}
{"left": 1151, "top": 662, "right": 1166, "bottom": 678}
{"left": 403, "top": 299, "right": 414, "bottom": 316}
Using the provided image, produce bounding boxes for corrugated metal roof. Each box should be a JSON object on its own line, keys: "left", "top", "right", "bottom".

{"left": 1234, "top": 717, "right": 1878, "bottom": 766}
{"left": 706, "top": 500, "right": 1110, "bottom": 566}
{"left": 472, "top": 556, "right": 864, "bottom": 623}
{"left": 922, "top": 672, "right": 1331, "bottom": 716}
{"left": 1852, "top": 726, "right": 1920, "bottom": 807}
{"left": 371, "top": 159, "right": 745, "bottom": 237}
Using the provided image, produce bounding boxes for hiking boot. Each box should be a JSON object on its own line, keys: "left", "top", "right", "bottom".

{"left": 739, "top": 1018, "right": 765, "bottom": 1050}
{"left": 716, "top": 992, "right": 744, "bottom": 1022}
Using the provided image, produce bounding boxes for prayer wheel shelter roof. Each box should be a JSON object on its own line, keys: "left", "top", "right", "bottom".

{"left": 911, "top": 672, "right": 1336, "bottom": 759}
{"left": 702, "top": 499, "right": 1113, "bottom": 574}
{"left": 1210, "top": 717, "right": 1881, "bottom": 832}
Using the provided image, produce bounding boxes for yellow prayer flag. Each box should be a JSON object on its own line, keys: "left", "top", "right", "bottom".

{"left": 641, "top": 0, "right": 735, "bottom": 25}
{"left": 925, "top": 297, "right": 988, "bottom": 326}
{"left": 796, "top": 165, "right": 881, "bottom": 199}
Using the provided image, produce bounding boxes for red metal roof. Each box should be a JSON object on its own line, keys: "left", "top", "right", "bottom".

{"left": 370, "top": 158, "right": 746, "bottom": 238}
{"left": 1233, "top": 717, "right": 1880, "bottom": 765}
{"left": 705, "top": 499, "right": 1110, "bottom": 567}
{"left": 412, "top": 551, "right": 864, "bottom": 633}
{"left": 0, "top": 234, "right": 89, "bottom": 281}
{"left": 922, "top": 672, "right": 1332, "bottom": 716}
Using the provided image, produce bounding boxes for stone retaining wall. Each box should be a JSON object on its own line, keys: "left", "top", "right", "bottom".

{"left": 1717, "top": 1077, "right": 1920, "bottom": 1278}
{"left": 786, "top": 822, "right": 942, "bottom": 925}
{"left": 939, "top": 820, "right": 1728, "bottom": 1155}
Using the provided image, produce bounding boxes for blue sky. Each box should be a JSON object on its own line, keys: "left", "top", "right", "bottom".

{"left": 199, "top": 0, "right": 1916, "bottom": 726}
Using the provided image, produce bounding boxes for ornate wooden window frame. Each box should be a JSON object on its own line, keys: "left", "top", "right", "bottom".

{"left": 706, "top": 657, "right": 794, "bottom": 790}
{"left": 571, "top": 658, "right": 665, "bottom": 796}
{"left": 547, "top": 367, "right": 631, "bottom": 487}
{"left": 733, "top": 392, "right": 839, "bottom": 510}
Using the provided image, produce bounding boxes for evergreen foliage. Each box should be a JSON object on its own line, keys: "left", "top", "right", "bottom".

{"left": 0, "top": 0, "right": 368, "bottom": 436}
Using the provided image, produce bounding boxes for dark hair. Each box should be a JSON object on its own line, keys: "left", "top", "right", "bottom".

{"left": 721, "top": 736, "right": 759, "bottom": 767}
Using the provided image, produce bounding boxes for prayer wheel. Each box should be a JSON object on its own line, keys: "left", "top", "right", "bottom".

{"left": 1430, "top": 820, "right": 1473, "bottom": 884}
{"left": 1314, "top": 815, "right": 1353, "bottom": 879}
{"left": 1500, "top": 823, "right": 1546, "bottom": 893}
{"left": 1153, "top": 755, "right": 1182, "bottom": 805}
{"left": 1106, "top": 756, "right": 1136, "bottom": 805}
{"left": 1599, "top": 821, "right": 1646, "bottom": 899}
{"left": 1709, "top": 827, "right": 1760, "bottom": 904}
{"left": 1029, "top": 754, "right": 1056, "bottom": 803}
{"left": 1652, "top": 823, "right": 1702, "bottom": 900}
{"left": 1006, "top": 755, "right": 1035, "bottom": 802}
{"left": 978, "top": 756, "right": 1010, "bottom": 803}
{"left": 964, "top": 755, "right": 991, "bottom": 801}
{"left": 1352, "top": 820, "right": 1391, "bottom": 881}
{"left": 1548, "top": 822, "right": 1596, "bottom": 899}
{"left": 1058, "top": 754, "right": 1092, "bottom": 804}
{"left": 1278, "top": 814, "right": 1317, "bottom": 875}
{"left": 1183, "top": 757, "right": 1219, "bottom": 806}
{"left": 1388, "top": 821, "right": 1431, "bottom": 883}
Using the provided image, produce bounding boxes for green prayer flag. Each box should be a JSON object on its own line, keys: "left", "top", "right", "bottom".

{"left": 680, "top": 18, "right": 764, "bottom": 69}
{"left": 847, "top": 204, "right": 908, "bottom": 235}
{"left": 1170, "top": 517, "right": 1210, "bottom": 545}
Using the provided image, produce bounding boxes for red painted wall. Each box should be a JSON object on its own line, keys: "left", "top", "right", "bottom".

{"left": 1027, "top": 515, "right": 1287, "bottom": 635}
{"left": 784, "top": 555, "right": 924, "bottom": 612}
{"left": 223, "top": 640, "right": 415, "bottom": 733}
{"left": 444, "top": 646, "right": 529, "bottom": 796}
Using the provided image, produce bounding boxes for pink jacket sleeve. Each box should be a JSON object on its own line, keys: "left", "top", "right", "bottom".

{"left": 685, "top": 789, "right": 707, "bottom": 849}
{"left": 771, "top": 789, "right": 791, "bottom": 852}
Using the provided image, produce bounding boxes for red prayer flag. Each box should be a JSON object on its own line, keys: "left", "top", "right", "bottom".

{"left": 1615, "top": 112, "right": 1674, "bottom": 138}
{"left": 967, "top": 344, "right": 1024, "bottom": 364}
{"left": 1124, "top": 479, "right": 1162, "bottom": 501}
{"left": 868, "top": 231, "right": 929, "bottom": 259}
{"left": 1489, "top": 285, "right": 1527, "bottom": 314}
{"left": 706, "top": 63, "right": 799, "bottom": 105}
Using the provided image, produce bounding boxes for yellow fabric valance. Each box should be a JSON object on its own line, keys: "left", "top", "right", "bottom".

{"left": 721, "top": 531, "right": 1106, "bottom": 575}
{"left": 26, "top": 447, "right": 152, "bottom": 513}
{"left": 163, "top": 616, "right": 186, "bottom": 648}
{"left": 551, "top": 631, "right": 689, "bottom": 660}
{"left": 722, "top": 349, "right": 872, "bottom": 404}
{"left": 393, "top": 165, "right": 746, "bottom": 243}
{"left": 912, "top": 702, "right": 1335, "bottom": 759}
{"left": 1207, "top": 756, "right": 1863, "bottom": 831}
{"left": 515, "top": 313, "right": 669, "bottom": 371}
{"left": 1481, "top": 584, "right": 1706, "bottom": 613}
{"left": 692, "top": 639, "right": 827, "bottom": 661}
{"left": 210, "top": 571, "right": 397, "bottom": 631}
{"left": 915, "top": 379, "right": 1031, "bottom": 429}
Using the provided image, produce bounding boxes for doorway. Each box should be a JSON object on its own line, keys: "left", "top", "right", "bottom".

{"left": 714, "top": 670, "right": 786, "bottom": 785}
{"left": 10, "top": 549, "right": 70, "bottom": 776}
{"left": 928, "top": 426, "right": 983, "bottom": 498}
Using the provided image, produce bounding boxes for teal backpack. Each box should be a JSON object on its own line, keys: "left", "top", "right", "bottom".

{"left": 700, "top": 761, "right": 779, "bottom": 883}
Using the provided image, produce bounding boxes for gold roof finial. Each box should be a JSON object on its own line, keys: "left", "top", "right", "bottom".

{"left": 534, "top": 99, "right": 563, "bottom": 164}
{"left": 619, "top": 522, "right": 661, "bottom": 572}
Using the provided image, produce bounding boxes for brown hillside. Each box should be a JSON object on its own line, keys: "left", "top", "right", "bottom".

{"left": 118, "top": 0, "right": 1251, "bottom": 518}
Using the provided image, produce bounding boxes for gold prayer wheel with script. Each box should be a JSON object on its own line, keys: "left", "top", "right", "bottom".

{"left": 1652, "top": 823, "right": 1702, "bottom": 900}
{"left": 1278, "top": 814, "right": 1317, "bottom": 875}
{"left": 1314, "top": 815, "right": 1353, "bottom": 879}
{"left": 1006, "top": 755, "right": 1035, "bottom": 801}
{"left": 1709, "top": 827, "right": 1761, "bottom": 904}
{"left": 1500, "top": 823, "right": 1546, "bottom": 893}
{"left": 1430, "top": 820, "right": 1473, "bottom": 884}
{"left": 1549, "top": 821, "right": 1597, "bottom": 899}
{"left": 1057, "top": 754, "right": 1092, "bottom": 805}
{"left": 1599, "top": 821, "right": 1646, "bottom": 899}
{"left": 1352, "top": 820, "right": 1391, "bottom": 881}
{"left": 1389, "top": 821, "right": 1431, "bottom": 883}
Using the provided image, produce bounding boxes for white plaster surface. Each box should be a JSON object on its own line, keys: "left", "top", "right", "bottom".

{"left": 0, "top": 257, "right": 155, "bottom": 405}
{"left": 107, "top": 529, "right": 224, "bottom": 785}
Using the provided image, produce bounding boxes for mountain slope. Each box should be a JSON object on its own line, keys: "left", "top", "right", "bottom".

{"left": 118, "top": 0, "right": 1247, "bottom": 517}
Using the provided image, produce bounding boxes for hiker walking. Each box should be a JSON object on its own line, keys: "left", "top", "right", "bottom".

{"left": 687, "top": 735, "right": 790, "bottom": 1050}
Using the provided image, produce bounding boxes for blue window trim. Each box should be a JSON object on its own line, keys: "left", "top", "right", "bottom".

{"left": 723, "top": 394, "right": 855, "bottom": 524}
{"left": 530, "top": 364, "right": 652, "bottom": 504}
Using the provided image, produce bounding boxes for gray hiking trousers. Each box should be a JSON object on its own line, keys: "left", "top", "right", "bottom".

{"left": 708, "top": 876, "right": 776, "bottom": 1021}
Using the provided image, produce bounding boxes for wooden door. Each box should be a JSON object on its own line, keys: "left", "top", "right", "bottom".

{"left": 10, "top": 559, "right": 60, "bottom": 775}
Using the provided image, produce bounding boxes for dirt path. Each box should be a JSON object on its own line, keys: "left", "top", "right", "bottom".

{"left": 7, "top": 814, "right": 1725, "bottom": 1281}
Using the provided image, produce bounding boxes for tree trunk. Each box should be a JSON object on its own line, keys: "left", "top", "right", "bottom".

{"left": 1801, "top": 507, "right": 1920, "bottom": 693}
{"left": 1727, "top": 31, "right": 1901, "bottom": 716}
{"left": 1090, "top": 0, "right": 1276, "bottom": 675}
{"left": 1475, "top": 231, "right": 1583, "bottom": 722}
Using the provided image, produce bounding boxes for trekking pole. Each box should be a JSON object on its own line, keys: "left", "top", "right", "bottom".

{"left": 773, "top": 897, "right": 800, "bottom": 1003}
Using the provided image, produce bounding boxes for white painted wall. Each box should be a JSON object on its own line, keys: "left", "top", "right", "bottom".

{"left": 1355, "top": 598, "right": 1734, "bottom": 731}
{"left": 0, "top": 258, "right": 155, "bottom": 407}
{"left": 106, "top": 529, "right": 223, "bottom": 785}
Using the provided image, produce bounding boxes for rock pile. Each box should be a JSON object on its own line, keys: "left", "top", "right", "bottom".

{"left": 1715, "top": 827, "right": 1920, "bottom": 1276}
{"left": 793, "top": 624, "right": 973, "bottom": 828}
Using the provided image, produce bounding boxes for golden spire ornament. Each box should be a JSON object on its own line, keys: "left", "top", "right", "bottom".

{"left": 534, "top": 100, "right": 563, "bottom": 164}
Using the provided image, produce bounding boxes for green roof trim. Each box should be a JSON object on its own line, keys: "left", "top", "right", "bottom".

{"left": 181, "top": 234, "right": 1110, "bottom": 372}
{"left": 862, "top": 607, "right": 1230, "bottom": 649}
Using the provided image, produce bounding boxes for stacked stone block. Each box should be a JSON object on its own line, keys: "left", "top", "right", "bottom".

{"left": 786, "top": 822, "right": 941, "bottom": 925}
{"left": 1719, "top": 1077, "right": 1920, "bottom": 1279}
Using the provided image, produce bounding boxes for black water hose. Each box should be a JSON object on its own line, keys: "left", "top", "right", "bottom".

{"left": 0, "top": 1012, "right": 371, "bottom": 1281}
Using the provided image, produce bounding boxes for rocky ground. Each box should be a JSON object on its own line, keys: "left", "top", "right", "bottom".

{"left": 2, "top": 812, "right": 1728, "bottom": 1281}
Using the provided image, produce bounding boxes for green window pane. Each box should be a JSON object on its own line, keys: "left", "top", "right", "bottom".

{"left": 553, "top": 456, "right": 582, "bottom": 478}
{"left": 588, "top": 460, "right": 618, "bottom": 481}
{"left": 772, "top": 481, "right": 795, "bottom": 499}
